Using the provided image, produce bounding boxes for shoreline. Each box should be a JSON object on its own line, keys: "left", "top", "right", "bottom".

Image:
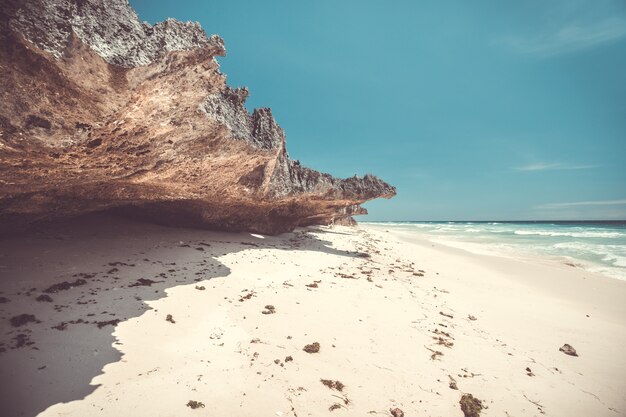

{"left": 1, "top": 216, "right": 624, "bottom": 416}
{"left": 374, "top": 225, "right": 626, "bottom": 313}
{"left": 362, "top": 222, "right": 626, "bottom": 282}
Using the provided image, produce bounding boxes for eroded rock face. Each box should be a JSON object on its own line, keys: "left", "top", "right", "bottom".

{"left": 8, "top": 0, "right": 224, "bottom": 67}
{"left": 0, "top": 0, "right": 395, "bottom": 234}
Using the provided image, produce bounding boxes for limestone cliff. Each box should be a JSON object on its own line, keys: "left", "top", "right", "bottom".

{"left": 0, "top": 0, "right": 395, "bottom": 234}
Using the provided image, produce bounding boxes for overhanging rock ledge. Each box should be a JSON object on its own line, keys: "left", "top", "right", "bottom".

{"left": 0, "top": 0, "right": 396, "bottom": 234}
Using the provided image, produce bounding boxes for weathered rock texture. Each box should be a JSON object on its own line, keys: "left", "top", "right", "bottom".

{"left": 0, "top": 0, "right": 395, "bottom": 234}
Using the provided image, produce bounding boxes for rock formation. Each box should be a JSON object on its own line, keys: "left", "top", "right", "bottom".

{"left": 0, "top": 0, "right": 395, "bottom": 234}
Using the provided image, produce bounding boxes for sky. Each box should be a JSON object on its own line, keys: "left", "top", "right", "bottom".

{"left": 130, "top": 0, "right": 626, "bottom": 221}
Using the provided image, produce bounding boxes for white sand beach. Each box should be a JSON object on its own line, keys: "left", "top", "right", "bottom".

{"left": 0, "top": 215, "right": 624, "bottom": 417}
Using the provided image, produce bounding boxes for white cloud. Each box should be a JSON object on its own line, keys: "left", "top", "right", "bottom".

{"left": 535, "top": 199, "right": 626, "bottom": 210}
{"left": 500, "top": 17, "right": 626, "bottom": 57}
{"left": 515, "top": 162, "right": 598, "bottom": 171}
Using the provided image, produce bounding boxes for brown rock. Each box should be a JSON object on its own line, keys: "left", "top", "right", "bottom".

{"left": 559, "top": 343, "right": 578, "bottom": 357}
{"left": 261, "top": 305, "right": 276, "bottom": 315}
{"left": 303, "top": 342, "right": 320, "bottom": 353}
{"left": 389, "top": 408, "right": 404, "bottom": 417}
{"left": 186, "top": 400, "right": 205, "bottom": 409}
{"left": 459, "top": 394, "right": 483, "bottom": 417}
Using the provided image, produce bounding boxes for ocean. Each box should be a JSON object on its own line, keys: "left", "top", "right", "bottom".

{"left": 365, "top": 221, "right": 626, "bottom": 280}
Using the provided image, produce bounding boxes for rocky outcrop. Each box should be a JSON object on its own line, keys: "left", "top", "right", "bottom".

{"left": 7, "top": 0, "right": 224, "bottom": 67}
{"left": 0, "top": 0, "right": 395, "bottom": 234}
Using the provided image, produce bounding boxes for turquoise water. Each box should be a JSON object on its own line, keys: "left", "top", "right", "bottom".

{"left": 365, "top": 221, "right": 626, "bottom": 280}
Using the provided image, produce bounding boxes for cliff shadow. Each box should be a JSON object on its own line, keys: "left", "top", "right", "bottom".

{"left": 0, "top": 213, "right": 357, "bottom": 417}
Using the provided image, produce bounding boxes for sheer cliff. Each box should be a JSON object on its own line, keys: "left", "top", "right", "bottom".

{"left": 0, "top": 0, "right": 395, "bottom": 234}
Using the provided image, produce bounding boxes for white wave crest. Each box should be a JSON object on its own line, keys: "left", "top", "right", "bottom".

{"left": 514, "top": 230, "right": 623, "bottom": 238}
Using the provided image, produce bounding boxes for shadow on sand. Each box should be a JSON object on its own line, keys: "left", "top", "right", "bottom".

{"left": 0, "top": 213, "right": 359, "bottom": 417}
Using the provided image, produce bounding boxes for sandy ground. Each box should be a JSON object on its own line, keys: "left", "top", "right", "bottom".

{"left": 0, "top": 215, "right": 624, "bottom": 417}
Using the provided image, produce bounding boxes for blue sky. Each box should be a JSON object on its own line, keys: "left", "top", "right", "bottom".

{"left": 130, "top": 0, "right": 626, "bottom": 220}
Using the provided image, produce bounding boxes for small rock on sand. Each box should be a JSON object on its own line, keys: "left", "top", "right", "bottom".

{"left": 166, "top": 314, "right": 176, "bottom": 324}
{"left": 303, "top": 342, "right": 320, "bottom": 353}
{"left": 459, "top": 394, "right": 483, "bottom": 417}
{"left": 186, "top": 400, "right": 205, "bottom": 409}
{"left": 559, "top": 343, "right": 578, "bottom": 356}
{"left": 262, "top": 305, "right": 276, "bottom": 314}
{"left": 390, "top": 408, "right": 405, "bottom": 417}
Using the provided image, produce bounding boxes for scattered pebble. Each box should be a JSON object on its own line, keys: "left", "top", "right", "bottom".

{"left": 303, "top": 342, "right": 320, "bottom": 353}
{"left": 390, "top": 407, "right": 405, "bottom": 417}
{"left": 186, "top": 400, "right": 205, "bottom": 409}
{"left": 262, "top": 305, "right": 276, "bottom": 315}
{"left": 459, "top": 394, "right": 483, "bottom": 417}
{"left": 239, "top": 291, "right": 255, "bottom": 302}
{"left": 559, "top": 343, "right": 578, "bottom": 357}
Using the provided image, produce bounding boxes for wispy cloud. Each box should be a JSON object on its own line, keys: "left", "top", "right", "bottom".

{"left": 515, "top": 162, "right": 598, "bottom": 171}
{"left": 535, "top": 199, "right": 626, "bottom": 210}
{"left": 500, "top": 17, "right": 626, "bottom": 57}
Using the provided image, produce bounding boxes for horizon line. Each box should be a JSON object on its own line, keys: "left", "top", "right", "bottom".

{"left": 359, "top": 219, "right": 626, "bottom": 223}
